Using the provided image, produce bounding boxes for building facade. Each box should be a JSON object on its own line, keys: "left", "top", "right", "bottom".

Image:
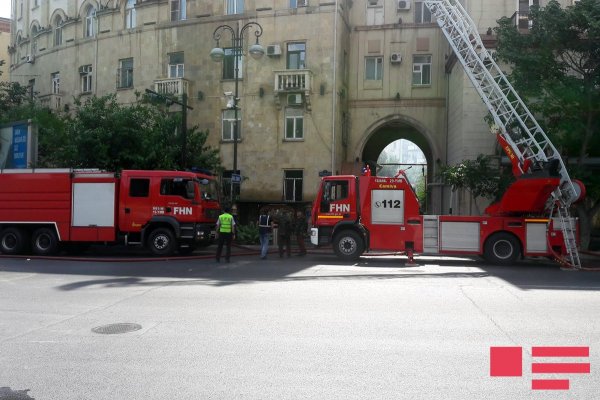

{"left": 0, "top": 17, "right": 11, "bottom": 81}
{"left": 8, "top": 0, "right": 578, "bottom": 216}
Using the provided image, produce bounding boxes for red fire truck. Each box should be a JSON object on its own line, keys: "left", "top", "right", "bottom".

{"left": 310, "top": 169, "right": 581, "bottom": 265}
{"left": 0, "top": 169, "right": 221, "bottom": 256}
{"left": 310, "top": 0, "right": 586, "bottom": 267}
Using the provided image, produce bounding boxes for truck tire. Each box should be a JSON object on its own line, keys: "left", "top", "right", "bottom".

{"left": 484, "top": 232, "right": 520, "bottom": 265}
{"left": 0, "top": 227, "right": 27, "bottom": 255}
{"left": 32, "top": 228, "right": 59, "bottom": 256}
{"left": 333, "top": 230, "right": 364, "bottom": 261}
{"left": 148, "top": 227, "right": 176, "bottom": 256}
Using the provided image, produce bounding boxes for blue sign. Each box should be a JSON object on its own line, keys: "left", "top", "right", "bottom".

{"left": 231, "top": 173, "right": 242, "bottom": 183}
{"left": 12, "top": 124, "right": 28, "bottom": 168}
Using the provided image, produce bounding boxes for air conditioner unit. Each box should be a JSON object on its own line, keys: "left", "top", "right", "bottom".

{"left": 298, "top": 0, "right": 308, "bottom": 6}
{"left": 397, "top": 0, "right": 411, "bottom": 11}
{"left": 368, "top": 0, "right": 380, "bottom": 5}
{"left": 287, "top": 94, "right": 303, "bottom": 106}
{"left": 26, "top": 54, "right": 35, "bottom": 63}
{"left": 390, "top": 53, "right": 403, "bottom": 64}
{"left": 79, "top": 65, "right": 91, "bottom": 75}
{"left": 266, "top": 44, "right": 281, "bottom": 57}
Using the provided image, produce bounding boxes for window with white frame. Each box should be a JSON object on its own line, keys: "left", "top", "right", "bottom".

{"left": 80, "top": 65, "right": 93, "bottom": 93}
{"left": 284, "top": 170, "right": 303, "bottom": 202}
{"left": 285, "top": 108, "right": 304, "bottom": 140}
{"left": 290, "top": 0, "right": 308, "bottom": 8}
{"left": 365, "top": 57, "right": 383, "bottom": 80}
{"left": 415, "top": 2, "right": 432, "bottom": 23}
{"left": 287, "top": 42, "right": 306, "bottom": 70}
{"left": 222, "top": 109, "right": 240, "bottom": 141}
{"left": 53, "top": 16, "right": 62, "bottom": 46}
{"left": 51, "top": 72, "right": 60, "bottom": 94}
{"left": 117, "top": 58, "right": 134, "bottom": 89}
{"left": 226, "top": 0, "right": 244, "bottom": 15}
{"left": 366, "top": 0, "right": 384, "bottom": 26}
{"left": 84, "top": 6, "right": 96, "bottom": 37}
{"left": 223, "top": 48, "right": 242, "bottom": 80}
{"left": 412, "top": 55, "right": 432, "bottom": 85}
{"left": 170, "top": 0, "right": 187, "bottom": 21}
{"left": 125, "top": 0, "right": 136, "bottom": 29}
{"left": 168, "top": 52, "right": 185, "bottom": 78}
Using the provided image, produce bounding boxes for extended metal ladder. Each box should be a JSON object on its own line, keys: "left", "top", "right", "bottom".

{"left": 423, "top": 0, "right": 581, "bottom": 268}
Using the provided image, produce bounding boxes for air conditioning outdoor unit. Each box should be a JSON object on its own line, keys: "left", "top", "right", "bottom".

{"left": 368, "top": 0, "right": 380, "bottom": 5}
{"left": 287, "top": 94, "right": 303, "bottom": 106}
{"left": 397, "top": 0, "right": 411, "bottom": 11}
{"left": 390, "top": 53, "right": 403, "bottom": 64}
{"left": 266, "top": 44, "right": 281, "bottom": 57}
{"left": 26, "top": 54, "right": 35, "bottom": 63}
{"left": 79, "top": 65, "right": 91, "bottom": 75}
{"left": 297, "top": 0, "right": 308, "bottom": 6}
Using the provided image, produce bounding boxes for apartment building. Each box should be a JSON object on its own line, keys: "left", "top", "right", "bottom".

{"left": 8, "top": 0, "right": 577, "bottom": 215}
{"left": 0, "top": 17, "right": 10, "bottom": 81}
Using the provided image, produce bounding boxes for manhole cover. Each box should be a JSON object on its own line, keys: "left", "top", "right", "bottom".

{"left": 91, "top": 323, "right": 142, "bottom": 335}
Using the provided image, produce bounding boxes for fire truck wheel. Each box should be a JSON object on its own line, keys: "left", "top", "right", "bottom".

{"left": 31, "top": 228, "right": 59, "bottom": 256}
{"left": 333, "top": 230, "right": 364, "bottom": 261}
{"left": 0, "top": 227, "right": 27, "bottom": 255}
{"left": 484, "top": 232, "right": 520, "bottom": 265}
{"left": 148, "top": 228, "right": 176, "bottom": 256}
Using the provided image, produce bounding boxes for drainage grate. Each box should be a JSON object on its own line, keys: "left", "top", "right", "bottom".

{"left": 91, "top": 323, "right": 142, "bottom": 335}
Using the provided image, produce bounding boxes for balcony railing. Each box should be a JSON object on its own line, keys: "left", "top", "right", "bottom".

{"left": 153, "top": 77, "right": 189, "bottom": 97}
{"left": 38, "top": 93, "right": 62, "bottom": 111}
{"left": 274, "top": 69, "right": 313, "bottom": 93}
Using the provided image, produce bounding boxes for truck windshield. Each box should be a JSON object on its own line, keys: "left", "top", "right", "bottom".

{"left": 197, "top": 178, "right": 219, "bottom": 201}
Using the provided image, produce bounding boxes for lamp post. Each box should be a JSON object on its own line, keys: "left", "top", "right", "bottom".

{"left": 210, "top": 21, "right": 264, "bottom": 202}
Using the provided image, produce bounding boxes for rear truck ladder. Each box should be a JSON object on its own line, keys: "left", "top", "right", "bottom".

{"left": 423, "top": 0, "right": 581, "bottom": 268}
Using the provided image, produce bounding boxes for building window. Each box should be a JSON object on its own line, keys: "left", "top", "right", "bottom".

{"left": 28, "top": 79, "right": 35, "bottom": 100}
{"left": 171, "top": 0, "right": 187, "bottom": 21}
{"left": 53, "top": 16, "right": 63, "bottom": 46}
{"left": 222, "top": 170, "right": 240, "bottom": 200}
{"left": 168, "top": 52, "right": 185, "bottom": 78}
{"left": 287, "top": 42, "right": 306, "bottom": 70}
{"left": 223, "top": 48, "right": 242, "bottom": 80}
{"left": 365, "top": 57, "right": 383, "bottom": 80}
{"left": 84, "top": 6, "right": 96, "bottom": 37}
{"left": 284, "top": 170, "right": 303, "bottom": 202}
{"left": 366, "top": 0, "right": 384, "bottom": 26}
{"left": 290, "top": 0, "right": 308, "bottom": 7}
{"left": 222, "top": 109, "right": 240, "bottom": 141}
{"left": 412, "top": 55, "right": 432, "bottom": 85}
{"left": 285, "top": 108, "right": 304, "bottom": 140}
{"left": 80, "top": 65, "right": 93, "bottom": 93}
{"left": 125, "top": 0, "right": 136, "bottom": 29}
{"left": 415, "top": 2, "right": 432, "bottom": 23}
{"left": 51, "top": 72, "right": 60, "bottom": 94}
{"left": 117, "top": 58, "right": 134, "bottom": 89}
{"left": 226, "top": 0, "right": 244, "bottom": 15}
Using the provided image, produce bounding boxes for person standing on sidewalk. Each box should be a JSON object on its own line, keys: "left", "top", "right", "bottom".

{"left": 258, "top": 211, "right": 273, "bottom": 259}
{"left": 293, "top": 210, "right": 307, "bottom": 256}
{"left": 215, "top": 206, "right": 236, "bottom": 263}
{"left": 275, "top": 214, "right": 292, "bottom": 258}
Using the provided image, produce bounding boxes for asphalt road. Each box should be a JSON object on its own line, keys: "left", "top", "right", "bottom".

{"left": 1, "top": 249, "right": 599, "bottom": 399}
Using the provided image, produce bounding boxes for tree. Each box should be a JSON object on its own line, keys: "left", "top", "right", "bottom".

{"left": 495, "top": 0, "right": 600, "bottom": 248}
{"left": 439, "top": 155, "right": 513, "bottom": 214}
{"left": 44, "top": 94, "right": 221, "bottom": 172}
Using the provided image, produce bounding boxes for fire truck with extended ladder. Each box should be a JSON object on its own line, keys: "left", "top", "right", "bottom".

{"left": 0, "top": 169, "right": 221, "bottom": 256}
{"left": 310, "top": 0, "right": 586, "bottom": 268}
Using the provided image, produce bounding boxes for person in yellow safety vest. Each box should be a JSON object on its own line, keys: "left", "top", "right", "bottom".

{"left": 215, "top": 206, "right": 236, "bottom": 263}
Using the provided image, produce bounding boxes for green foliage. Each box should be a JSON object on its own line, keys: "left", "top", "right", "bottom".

{"left": 439, "top": 155, "right": 513, "bottom": 201}
{"left": 236, "top": 222, "right": 259, "bottom": 245}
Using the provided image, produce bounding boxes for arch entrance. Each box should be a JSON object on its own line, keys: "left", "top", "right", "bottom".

{"left": 359, "top": 119, "right": 439, "bottom": 212}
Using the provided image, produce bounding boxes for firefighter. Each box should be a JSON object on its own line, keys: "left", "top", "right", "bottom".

{"left": 215, "top": 206, "right": 236, "bottom": 263}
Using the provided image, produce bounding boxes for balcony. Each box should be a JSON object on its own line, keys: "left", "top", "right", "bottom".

{"left": 153, "top": 77, "right": 189, "bottom": 98}
{"left": 273, "top": 69, "right": 313, "bottom": 110}
{"left": 38, "top": 93, "right": 63, "bottom": 111}
{"left": 510, "top": 11, "right": 533, "bottom": 31}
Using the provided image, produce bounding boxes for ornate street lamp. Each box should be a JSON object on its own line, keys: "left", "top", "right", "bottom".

{"left": 210, "top": 21, "right": 264, "bottom": 202}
